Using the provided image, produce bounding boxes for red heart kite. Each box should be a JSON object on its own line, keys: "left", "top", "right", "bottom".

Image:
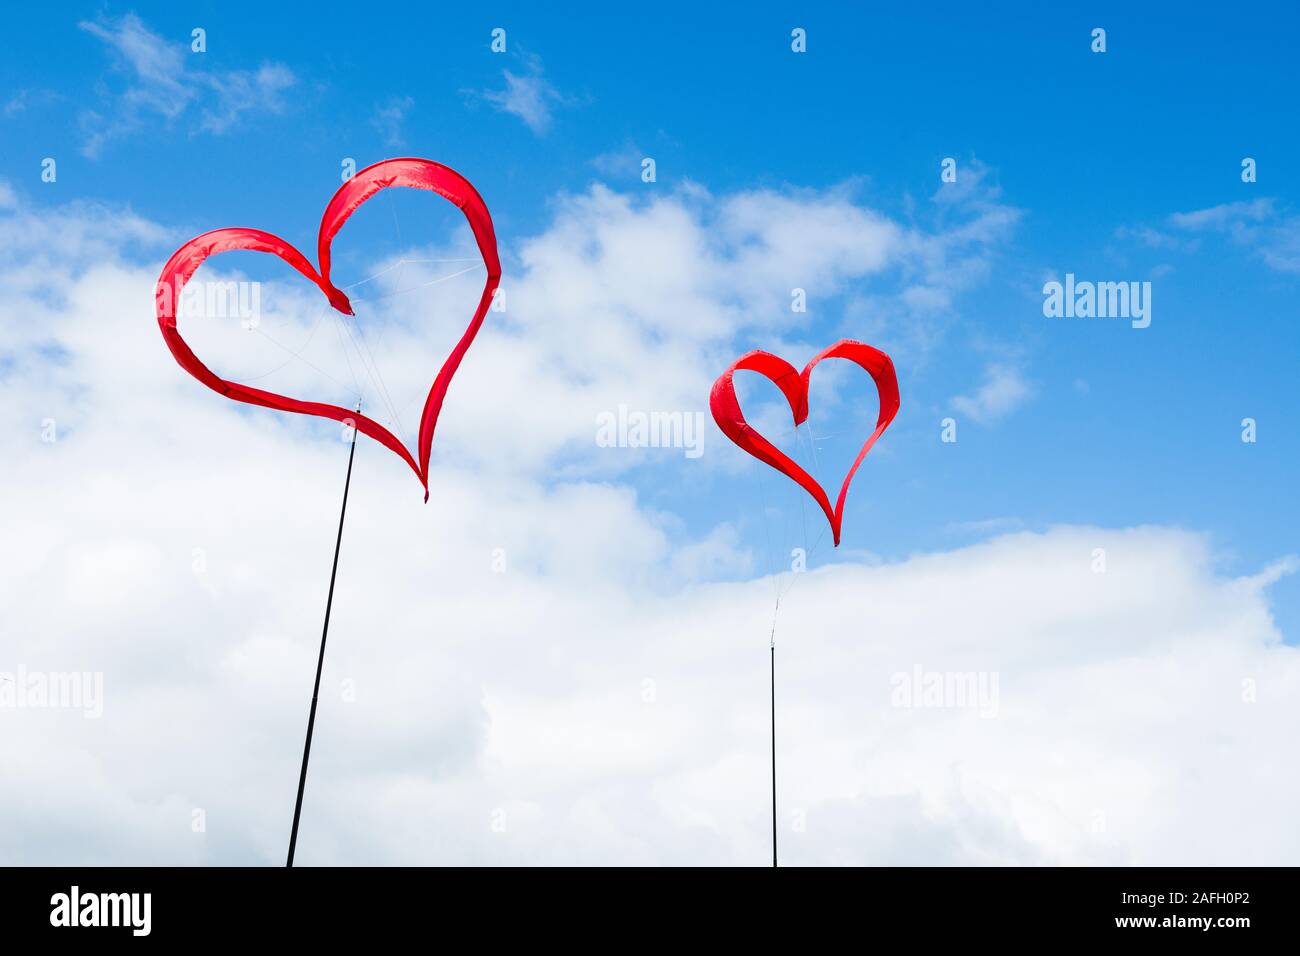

{"left": 709, "top": 339, "right": 900, "bottom": 546}
{"left": 154, "top": 158, "right": 501, "bottom": 500}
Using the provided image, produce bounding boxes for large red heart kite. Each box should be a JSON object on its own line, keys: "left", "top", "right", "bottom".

{"left": 709, "top": 340, "right": 900, "bottom": 546}
{"left": 154, "top": 157, "right": 501, "bottom": 500}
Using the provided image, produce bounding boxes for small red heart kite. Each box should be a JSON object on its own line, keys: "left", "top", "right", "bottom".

{"left": 709, "top": 339, "right": 900, "bottom": 546}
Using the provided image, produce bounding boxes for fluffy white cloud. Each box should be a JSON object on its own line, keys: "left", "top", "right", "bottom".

{"left": 951, "top": 363, "right": 1032, "bottom": 425}
{"left": 5, "top": 179, "right": 1292, "bottom": 866}
{"left": 183, "top": 172, "right": 1009, "bottom": 483}
{"left": 78, "top": 14, "right": 296, "bottom": 157}
{"left": 472, "top": 55, "right": 570, "bottom": 135}
{"left": 1123, "top": 197, "right": 1300, "bottom": 275}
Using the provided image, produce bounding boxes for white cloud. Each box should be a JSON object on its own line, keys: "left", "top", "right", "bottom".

{"left": 590, "top": 142, "right": 646, "bottom": 180}
{"left": 78, "top": 14, "right": 296, "bottom": 157}
{"left": 1113, "top": 224, "right": 1196, "bottom": 252}
{"left": 316, "top": 176, "right": 1015, "bottom": 478}
{"left": 945, "top": 516, "right": 1023, "bottom": 536}
{"left": 371, "top": 96, "right": 415, "bottom": 146}
{"left": 1168, "top": 198, "right": 1275, "bottom": 231}
{"left": 15, "top": 182, "right": 1292, "bottom": 866}
{"left": 951, "top": 364, "right": 1032, "bottom": 425}
{"left": 3, "top": 403, "right": 1296, "bottom": 866}
{"left": 473, "top": 56, "right": 569, "bottom": 134}
{"left": 198, "top": 63, "right": 296, "bottom": 134}
{"left": 3, "top": 88, "right": 59, "bottom": 117}
{"left": 1124, "top": 198, "right": 1300, "bottom": 275}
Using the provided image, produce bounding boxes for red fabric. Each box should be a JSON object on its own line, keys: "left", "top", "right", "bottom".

{"left": 709, "top": 339, "right": 900, "bottom": 546}
{"left": 154, "top": 158, "right": 502, "bottom": 499}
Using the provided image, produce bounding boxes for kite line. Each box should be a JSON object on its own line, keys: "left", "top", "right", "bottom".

{"left": 286, "top": 409, "right": 359, "bottom": 867}
{"left": 770, "top": 595, "right": 779, "bottom": 867}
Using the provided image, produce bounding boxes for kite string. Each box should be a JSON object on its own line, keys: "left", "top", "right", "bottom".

{"left": 240, "top": 306, "right": 329, "bottom": 384}
{"left": 347, "top": 265, "right": 487, "bottom": 429}
{"left": 327, "top": 310, "right": 366, "bottom": 406}
{"left": 751, "top": 409, "right": 786, "bottom": 602}
{"left": 796, "top": 422, "right": 831, "bottom": 562}
{"left": 750, "top": 410, "right": 807, "bottom": 871}
{"left": 770, "top": 591, "right": 779, "bottom": 868}
{"left": 760, "top": 418, "right": 832, "bottom": 869}
{"left": 338, "top": 193, "right": 412, "bottom": 433}
{"left": 338, "top": 257, "right": 481, "bottom": 292}
{"left": 334, "top": 304, "right": 406, "bottom": 436}
{"left": 327, "top": 188, "right": 487, "bottom": 436}
{"left": 348, "top": 265, "right": 478, "bottom": 304}
{"left": 325, "top": 202, "right": 481, "bottom": 436}
{"left": 286, "top": 401, "right": 360, "bottom": 867}
{"left": 253, "top": 326, "right": 355, "bottom": 393}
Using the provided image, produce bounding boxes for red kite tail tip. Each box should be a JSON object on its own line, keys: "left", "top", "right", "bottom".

{"left": 423, "top": 488, "right": 430, "bottom": 503}
{"left": 326, "top": 286, "right": 354, "bottom": 316}
{"left": 793, "top": 393, "right": 811, "bottom": 426}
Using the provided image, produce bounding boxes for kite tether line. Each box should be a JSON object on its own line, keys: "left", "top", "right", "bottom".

{"left": 286, "top": 407, "right": 359, "bottom": 868}
{"left": 759, "top": 422, "right": 831, "bottom": 869}
{"left": 770, "top": 594, "right": 779, "bottom": 868}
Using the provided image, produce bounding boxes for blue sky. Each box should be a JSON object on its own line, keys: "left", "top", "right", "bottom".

{"left": 4, "top": 2, "right": 1299, "bottom": 624}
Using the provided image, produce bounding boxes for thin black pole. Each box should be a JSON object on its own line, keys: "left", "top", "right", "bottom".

{"left": 770, "top": 641, "right": 777, "bottom": 867}
{"left": 286, "top": 414, "right": 359, "bottom": 867}
{"left": 770, "top": 593, "right": 779, "bottom": 868}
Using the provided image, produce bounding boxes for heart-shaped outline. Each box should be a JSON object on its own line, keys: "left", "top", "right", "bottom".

{"left": 709, "top": 339, "right": 900, "bottom": 546}
{"left": 154, "top": 158, "right": 501, "bottom": 500}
